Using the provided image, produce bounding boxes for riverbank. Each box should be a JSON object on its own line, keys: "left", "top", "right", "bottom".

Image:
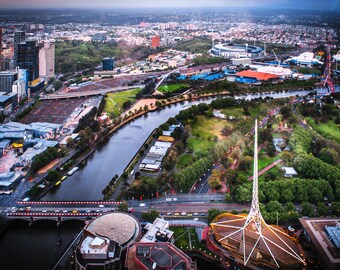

{"left": 40, "top": 85, "right": 338, "bottom": 201}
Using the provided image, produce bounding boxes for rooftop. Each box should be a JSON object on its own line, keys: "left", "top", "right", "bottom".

{"left": 236, "top": 70, "right": 280, "bottom": 81}
{"left": 126, "top": 242, "right": 197, "bottom": 270}
{"left": 85, "top": 213, "right": 141, "bottom": 248}
{"left": 300, "top": 218, "right": 340, "bottom": 270}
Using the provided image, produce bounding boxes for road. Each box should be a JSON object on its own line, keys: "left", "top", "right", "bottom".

{"left": 40, "top": 84, "right": 145, "bottom": 100}
{"left": 0, "top": 149, "right": 77, "bottom": 208}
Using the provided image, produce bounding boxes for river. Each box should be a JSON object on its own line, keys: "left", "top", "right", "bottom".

{"left": 1, "top": 86, "right": 338, "bottom": 269}
{"left": 42, "top": 86, "right": 338, "bottom": 201}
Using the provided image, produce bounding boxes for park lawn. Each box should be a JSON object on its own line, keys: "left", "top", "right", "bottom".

{"left": 221, "top": 107, "right": 245, "bottom": 118}
{"left": 316, "top": 120, "right": 340, "bottom": 142}
{"left": 177, "top": 154, "right": 195, "bottom": 169}
{"left": 258, "top": 153, "right": 281, "bottom": 171}
{"left": 158, "top": 83, "right": 188, "bottom": 93}
{"left": 191, "top": 115, "right": 230, "bottom": 140}
{"left": 104, "top": 88, "right": 141, "bottom": 117}
{"left": 171, "top": 227, "right": 190, "bottom": 248}
{"left": 187, "top": 137, "right": 215, "bottom": 152}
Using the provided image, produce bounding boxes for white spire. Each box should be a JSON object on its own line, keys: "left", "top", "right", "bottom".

{"left": 211, "top": 120, "right": 305, "bottom": 268}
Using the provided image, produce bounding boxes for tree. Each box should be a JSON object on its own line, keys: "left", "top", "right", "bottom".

{"left": 208, "top": 208, "right": 222, "bottom": 224}
{"left": 208, "top": 170, "right": 223, "bottom": 190}
{"left": 280, "top": 106, "right": 292, "bottom": 119}
{"left": 267, "top": 142, "right": 276, "bottom": 157}
{"left": 117, "top": 202, "right": 129, "bottom": 212}
{"left": 331, "top": 202, "right": 340, "bottom": 216}
{"left": 46, "top": 170, "right": 60, "bottom": 183}
{"left": 53, "top": 80, "right": 63, "bottom": 91}
{"left": 225, "top": 193, "right": 232, "bottom": 202}
{"left": 238, "top": 156, "right": 253, "bottom": 171}
{"left": 141, "top": 210, "right": 159, "bottom": 222}
{"left": 301, "top": 202, "right": 314, "bottom": 217}
{"left": 317, "top": 202, "right": 328, "bottom": 217}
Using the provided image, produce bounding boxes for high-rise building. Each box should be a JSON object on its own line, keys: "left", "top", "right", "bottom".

{"left": 17, "top": 40, "right": 39, "bottom": 83}
{"left": 0, "top": 28, "right": 3, "bottom": 55}
{"left": 39, "top": 41, "right": 55, "bottom": 77}
{"left": 151, "top": 36, "right": 160, "bottom": 48}
{"left": 102, "top": 57, "right": 115, "bottom": 71}
{"left": 0, "top": 71, "right": 18, "bottom": 93}
{"left": 14, "top": 31, "right": 25, "bottom": 66}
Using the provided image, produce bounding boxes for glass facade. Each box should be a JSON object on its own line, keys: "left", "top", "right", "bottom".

{"left": 17, "top": 40, "right": 39, "bottom": 82}
{"left": 102, "top": 57, "right": 114, "bottom": 71}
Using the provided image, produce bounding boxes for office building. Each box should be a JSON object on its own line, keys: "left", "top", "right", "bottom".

{"left": 12, "top": 79, "right": 26, "bottom": 101}
{"left": 14, "top": 31, "right": 25, "bottom": 66}
{"left": 151, "top": 36, "right": 160, "bottom": 48}
{"left": 0, "top": 28, "right": 3, "bottom": 54}
{"left": 17, "top": 40, "right": 39, "bottom": 83}
{"left": 0, "top": 92, "right": 18, "bottom": 114}
{"left": 300, "top": 218, "right": 340, "bottom": 270}
{"left": 39, "top": 41, "right": 55, "bottom": 77}
{"left": 102, "top": 57, "right": 115, "bottom": 71}
{"left": 0, "top": 71, "right": 18, "bottom": 93}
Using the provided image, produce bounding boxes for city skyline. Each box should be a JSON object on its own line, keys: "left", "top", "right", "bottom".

{"left": 0, "top": 0, "right": 339, "bottom": 10}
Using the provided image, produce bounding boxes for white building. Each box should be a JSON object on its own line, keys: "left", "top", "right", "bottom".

{"left": 12, "top": 79, "right": 26, "bottom": 101}
{"left": 39, "top": 41, "right": 55, "bottom": 77}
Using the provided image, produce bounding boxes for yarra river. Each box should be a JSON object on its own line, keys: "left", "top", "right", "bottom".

{"left": 0, "top": 86, "right": 338, "bottom": 269}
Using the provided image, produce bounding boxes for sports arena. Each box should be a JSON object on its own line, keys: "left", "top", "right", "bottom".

{"left": 211, "top": 43, "right": 263, "bottom": 58}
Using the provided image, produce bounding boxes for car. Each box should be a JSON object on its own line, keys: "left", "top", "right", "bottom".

{"left": 98, "top": 204, "right": 105, "bottom": 208}
{"left": 193, "top": 212, "right": 198, "bottom": 216}
{"left": 200, "top": 213, "right": 205, "bottom": 216}
{"left": 187, "top": 213, "right": 192, "bottom": 216}
{"left": 54, "top": 210, "right": 60, "bottom": 213}
{"left": 42, "top": 210, "right": 47, "bottom": 213}
{"left": 72, "top": 210, "right": 78, "bottom": 213}
{"left": 22, "top": 197, "right": 30, "bottom": 202}
{"left": 86, "top": 210, "right": 91, "bottom": 213}
{"left": 194, "top": 218, "right": 199, "bottom": 221}
{"left": 173, "top": 198, "right": 177, "bottom": 201}
{"left": 174, "top": 213, "right": 179, "bottom": 216}
{"left": 166, "top": 212, "right": 172, "bottom": 216}
{"left": 181, "top": 212, "right": 186, "bottom": 216}
{"left": 62, "top": 210, "right": 68, "bottom": 213}
{"left": 139, "top": 203, "right": 146, "bottom": 207}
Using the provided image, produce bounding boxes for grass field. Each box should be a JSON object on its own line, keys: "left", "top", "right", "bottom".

{"left": 177, "top": 154, "right": 195, "bottom": 169}
{"left": 158, "top": 83, "right": 188, "bottom": 93}
{"left": 171, "top": 227, "right": 216, "bottom": 255}
{"left": 258, "top": 152, "right": 281, "bottom": 171}
{"left": 191, "top": 115, "right": 230, "bottom": 140}
{"left": 103, "top": 88, "right": 141, "bottom": 117}
{"left": 221, "top": 107, "right": 245, "bottom": 118}
{"left": 187, "top": 137, "right": 215, "bottom": 152}
{"left": 316, "top": 120, "right": 340, "bottom": 142}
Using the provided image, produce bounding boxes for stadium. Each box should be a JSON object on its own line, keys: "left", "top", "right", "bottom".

{"left": 211, "top": 43, "right": 263, "bottom": 58}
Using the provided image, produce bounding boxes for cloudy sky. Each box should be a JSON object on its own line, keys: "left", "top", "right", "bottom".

{"left": 0, "top": 0, "right": 339, "bottom": 10}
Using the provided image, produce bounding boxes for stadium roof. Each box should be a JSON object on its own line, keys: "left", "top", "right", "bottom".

{"left": 236, "top": 70, "right": 279, "bottom": 81}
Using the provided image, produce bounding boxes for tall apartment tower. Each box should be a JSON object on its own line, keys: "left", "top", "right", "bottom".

{"left": 14, "top": 31, "right": 25, "bottom": 66}
{"left": 39, "top": 41, "right": 55, "bottom": 77}
{"left": 0, "top": 28, "right": 3, "bottom": 54}
{"left": 17, "top": 40, "right": 39, "bottom": 83}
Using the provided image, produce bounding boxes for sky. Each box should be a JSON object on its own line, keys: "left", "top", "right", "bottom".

{"left": 0, "top": 0, "right": 339, "bottom": 10}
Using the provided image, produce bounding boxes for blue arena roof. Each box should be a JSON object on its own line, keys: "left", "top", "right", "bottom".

{"left": 325, "top": 225, "right": 340, "bottom": 248}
